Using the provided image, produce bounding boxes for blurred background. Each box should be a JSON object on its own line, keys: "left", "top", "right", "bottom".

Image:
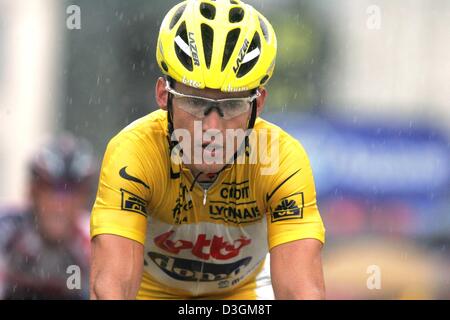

{"left": 0, "top": 0, "right": 449, "bottom": 299}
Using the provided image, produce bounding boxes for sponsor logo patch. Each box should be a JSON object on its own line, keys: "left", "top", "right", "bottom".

{"left": 270, "top": 192, "right": 304, "bottom": 222}
{"left": 120, "top": 188, "right": 148, "bottom": 217}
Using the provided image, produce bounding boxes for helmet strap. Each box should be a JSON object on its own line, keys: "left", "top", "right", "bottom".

{"left": 248, "top": 98, "right": 258, "bottom": 130}
{"left": 166, "top": 76, "right": 178, "bottom": 152}
{"left": 244, "top": 97, "right": 258, "bottom": 157}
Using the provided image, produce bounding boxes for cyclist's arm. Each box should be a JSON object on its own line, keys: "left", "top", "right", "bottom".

{"left": 90, "top": 234, "right": 143, "bottom": 300}
{"left": 90, "top": 133, "right": 158, "bottom": 300}
{"left": 270, "top": 238, "right": 325, "bottom": 300}
{"left": 263, "top": 135, "right": 326, "bottom": 299}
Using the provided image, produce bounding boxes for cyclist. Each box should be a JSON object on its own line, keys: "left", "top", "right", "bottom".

{"left": 0, "top": 133, "right": 96, "bottom": 299}
{"left": 90, "top": 0, "right": 325, "bottom": 300}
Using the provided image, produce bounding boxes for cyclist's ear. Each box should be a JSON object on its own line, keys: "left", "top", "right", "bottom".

{"left": 256, "top": 87, "right": 267, "bottom": 117}
{"left": 155, "top": 77, "right": 169, "bottom": 110}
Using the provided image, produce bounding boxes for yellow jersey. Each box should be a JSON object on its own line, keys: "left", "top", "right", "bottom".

{"left": 90, "top": 109, "right": 325, "bottom": 299}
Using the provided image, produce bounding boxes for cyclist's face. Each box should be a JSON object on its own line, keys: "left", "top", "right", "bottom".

{"left": 31, "top": 182, "right": 88, "bottom": 243}
{"left": 156, "top": 77, "right": 267, "bottom": 175}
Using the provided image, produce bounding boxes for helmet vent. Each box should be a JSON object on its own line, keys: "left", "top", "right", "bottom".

{"left": 201, "top": 24, "right": 214, "bottom": 69}
{"left": 161, "top": 61, "right": 169, "bottom": 72}
{"left": 258, "top": 15, "right": 269, "bottom": 42}
{"left": 237, "top": 32, "right": 261, "bottom": 78}
{"left": 200, "top": 3, "right": 216, "bottom": 20}
{"left": 221, "top": 28, "right": 241, "bottom": 71}
{"left": 229, "top": 7, "right": 244, "bottom": 23}
{"left": 260, "top": 75, "right": 269, "bottom": 85}
{"left": 169, "top": 4, "right": 186, "bottom": 30}
{"left": 175, "top": 22, "right": 194, "bottom": 71}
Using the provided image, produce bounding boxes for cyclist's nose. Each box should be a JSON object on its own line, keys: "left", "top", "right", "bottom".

{"left": 202, "top": 107, "right": 224, "bottom": 131}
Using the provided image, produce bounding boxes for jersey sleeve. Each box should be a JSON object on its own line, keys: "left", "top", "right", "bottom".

{"left": 90, "top": 134, "right": 153, "bottom": 245}
{"left": 263, "top": 135, "right": 325, "bottom": 251}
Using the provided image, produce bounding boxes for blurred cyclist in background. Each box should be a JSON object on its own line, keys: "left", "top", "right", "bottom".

{"left": 0, "top": 133, "right": 97, "bottom": 299}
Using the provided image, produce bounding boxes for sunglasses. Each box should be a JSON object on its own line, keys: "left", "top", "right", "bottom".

{"left": 166, "top": 81, "right": 260, "bottom": 120}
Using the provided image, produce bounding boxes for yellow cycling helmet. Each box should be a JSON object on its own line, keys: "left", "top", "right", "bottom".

{"left": 156, "top": 0, "right": 277, "bottom": 92}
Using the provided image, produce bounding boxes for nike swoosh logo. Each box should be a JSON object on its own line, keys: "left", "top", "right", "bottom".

{"left": 119, "top": 167, "right": 150, "bottom": 189}
{"left": 265, "top": 169, "right": 301, "bottom": 202}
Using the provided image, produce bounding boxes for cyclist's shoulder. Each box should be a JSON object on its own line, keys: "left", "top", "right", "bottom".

{"left": 107, "top": 109, "right": 168, "bottom": 154}
{"left": 122, "top": 109, "right": 167, "bottom": 133}
{"left": 0, "top": 206, "right": 28, "bottom": 225}
{"left": 254, "top": 116, "right": 305, "bottom": 152}
{"left": 0, "top": 206, "right": 30, "bottom": 245}
{"left": 114, "top": 109, "right": 167, "bottom": 141}
{"left": 251, "top": 117, "right": 312, "bottom": 187}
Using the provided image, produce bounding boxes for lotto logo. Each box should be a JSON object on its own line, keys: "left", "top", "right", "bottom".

{"left": 154, "top": 231, "right": 251, "bottom": 261}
